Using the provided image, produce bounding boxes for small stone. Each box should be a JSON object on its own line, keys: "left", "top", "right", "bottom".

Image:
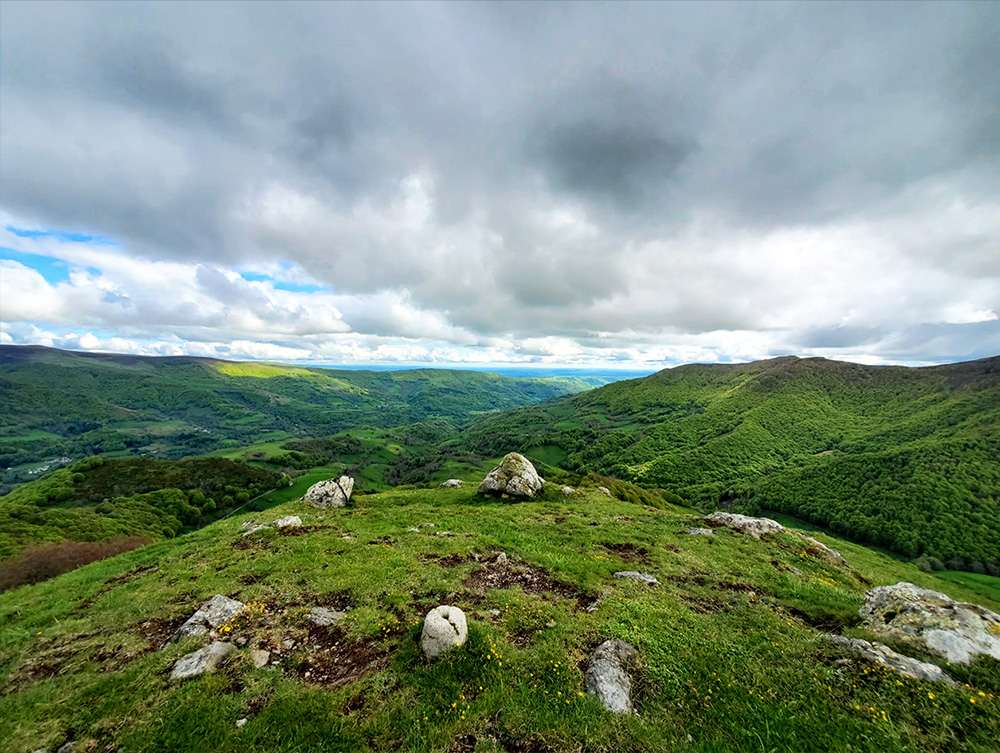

{"left": 236, "top": 637, "right": 248, "bottom": 647}
{"left": 421, "top": 605, "right": 468, "bottom": 659}
{"left": 236, "top": 718, "right": 248, "bottom": 729}
{"left": 440, "top": 479, "right": 463, "bottom": 488}
{"left": 306, "top": 607, "right": 346, "bottom": 627}
{"left": 597, "top": 486, "right": 612, "bottom": 497}
{"left": 585, "top": 589, "right": 612, "bottom": 614}
{"left": 585, "top": 639, "right": 638, "bottom": 713}
{"left": 685, "top": 527, "right": 714, "bottom": 536}
{"left": 281, "top": 639, "right": 295, "bottom": 650}
{"left": 436, "top": 531, "right": 456, "bottom": 537}
{"left": 341, "top": 535, "right": 353, "bottom": 541}
{"left": 561, "top": 486, "right": 575, "bottom": 495}
{"left": 613, "top": 571, "right": 659, "bottom": 585}
{"left": 251, "top": 649, "right": 270, "bottom": 668}
{"left": 169, "top": 641, "right": 235, "bottom": 681}
{"left": 273, "top": 515, "right": 303, "bottom": 529}
{"left": 487, "top": 609, "right": 501, "bottom": 619}
{"left": 419, "top": 523, "right": 436, "bottom": 528}
{"left": 495, "top": 552, "right": 509, "bottom": 566}
{"left": 406, "top": 527, "right": 420, "bottom": 533}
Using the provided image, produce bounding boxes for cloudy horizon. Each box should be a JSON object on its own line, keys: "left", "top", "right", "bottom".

{"left": 2, "top": 1, "right": 999, "bottom": 369}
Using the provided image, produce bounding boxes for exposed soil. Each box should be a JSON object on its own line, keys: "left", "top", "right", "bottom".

{"left": 232, "top": 536, "right": 273, "bottom": 552}
{"left": 464, "top": 562, "right": 580, "bottom": 601}
{"left": 600, "top": 542, "right": 649, "bottom": 562}
{"left": 136, "top": 616, "right": 187, "bottom": 651}
{"left": 279, "top": 524, "right": 337, "bottom": 538}
{"left": 105, "top": 565, "right": 157, "bottom": 587}
{"left": 664, "top": 573, "right": 710, "bottom": 588}
{"left": 286, "top": 625, "right": 389, "bottom": 689}
{"left": 714, "top": 580, "right": 759, "bottom": 594}
{"left": 239, "top": 573, "right": 268, "bottom": 586}
{"left": 681, "top": 594, "right": 730, "bottom": 614}
{"left": 366, "top": 535, "right": 396, "bottom": 546}
{"left": 784, "top": 606, "right": 856, "bottom": 633}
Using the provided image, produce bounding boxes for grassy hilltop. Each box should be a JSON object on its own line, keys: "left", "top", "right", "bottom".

{"left": 462, "top": 356, "right": 1000, "bottom": 570}
{"left": 1, "top": 483, "right": 998, "bottom": 753}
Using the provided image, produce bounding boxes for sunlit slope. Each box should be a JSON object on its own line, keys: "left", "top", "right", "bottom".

{"left": 0, "top": 345, "right": 596, "bottom": 471}
{"left": 462, "top": 356, "right": 1000, "bottom": 566}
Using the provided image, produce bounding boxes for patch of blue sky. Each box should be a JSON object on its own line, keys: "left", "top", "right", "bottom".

{"left": 5, "top": 225, "right": 117, "bottom": 245}
{"left": 1, "top": 247, "right": 72, "bottom": 284}
{"left": 238, "top": 270, "right": 329, "bottom": 293}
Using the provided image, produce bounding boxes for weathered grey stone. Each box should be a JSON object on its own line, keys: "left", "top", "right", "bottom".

{"left": 281, "top": 639, "right": 295, "bottom": 650}
{"left": 685, "top": 527, "right": 714, "bottom": 536}
{"left": 703, "top": 511, "right": 784, "bottom": 539}
{"left": 585, "top": 639, "right": 638, "bottom": 714}
{"left": 169, "top": 641, "right": 235, "bottom": 681}
{"left": 478, "top": 453, "right": 544, "bottom": 498}
{"left": 585, "top": 589, "right": 612, "bottom": 613}
{"left": 614, "top": 571, "right": 659, "bottom": 585}
{"left": 597, "top": 486, "right": 612, "bottom": 497}
{"left": 495, "top": 552, "right": 509, "bottom": 566}
{"left": 826, "top": 635, "right": 955, "bottom": 684}
{"left": 304, "top": 476, "right": 354, "bottom": 509}
{"left": 236, "top": 718, "right": 248, "bottom": 729}
{"left": 421, "top": 605, "right": 468, "bottom": 659}
{"left": 859, "top": 582, "right": 1000, "bottom": 664}
{"left": 440, "top": 479, "right": 463, "bottom": 488}
{"left": 802, "top": 535, "right": 848, "bottom": 567}
{"left": 56, "top": 744, "right": 76, "bottom": 753}
{"left": 251, "top": 649, "right": 270, "bottom": 668}
{"left": 406, "top": 526, "right": 420, "bottom": 533}
{"left": 241, "top": 524, "right": 271, "bottom": 536}
{"left": 239, "top": 520, "right": 261, "bottom": 531}
{"left": 273, "top": 515, "right": 302, "bottom": 529}
{"left": 176, "top": 594, "right": 245, "bottom": 638}
{"left": 562, "top": 486, "right": 575, "bottom": 495}
{"left": 307, "top": 607, "right": 346, "bottom": 627}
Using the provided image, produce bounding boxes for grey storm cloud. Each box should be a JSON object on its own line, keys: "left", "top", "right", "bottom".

{"left": 2, "top": 0, "right": 999, "bottom": 364}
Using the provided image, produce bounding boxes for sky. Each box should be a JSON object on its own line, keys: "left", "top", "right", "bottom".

{"left": 1, "top": 1, "right": 999, "bottom": 369}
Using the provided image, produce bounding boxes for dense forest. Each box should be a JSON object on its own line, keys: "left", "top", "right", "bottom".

{"left": 460, "top": 356, "right": 1000, "bottom": 571}
{"left": 0, "top": 456, "right": 284, "bottom": 559}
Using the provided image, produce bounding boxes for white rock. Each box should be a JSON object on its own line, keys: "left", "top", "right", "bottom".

{"left": 562, "top": 486, "right": 575, "bottom": 495}
{"left": 241, "top": 524, "right": 271, "bottom": 536}
{"left": 176, "top": 595, "right": 245, "bottom": 638}
{"left": 801, "top": 535, "right": 848, "bottom": 567}
{"left": 860, "top": 582, "right": 1000, "bottom": 664}
{"left": 440, "top": 479, "right": 463, "bottom": 488}
{"left": 169, "top": 641, "right": 235, "bottom": 681}
{"left": 251, "top": 649, "right": 270, "bottom": 668}
{"left": 306, "top": 607, "right": 346, "bottom": 627}
{"left": 273, "top": 515, "right": 302, "bottom": 529}
{"left": 406, "top": 527, "right": 420, "bottom": 533}
{"left": 304, "top": 476, "right": 354, "bottom": 509}
{"left": 585, "top": 639, "right": 638, "bottom": 714}
{"left": 281, "top": 639, "right": 295, "bottom": 650}
{"left": 495, "top": 552, "right": 509, "bottom": 566}
{"left": 236, "top": 718, "right": 248, "bottom": 729}
{"left": 826, "top": 635, "right": 954, "bottom": 684}
{"left": 597, "top": 486, "right": 613, "bottom": 497}
{"left": 614, "top": 571, "right": 659, "bottom": 585}
{"left": 421, "top": 605, "right": 468, "bottom": 659}
{"left": 703, "top": 512, "right": 784, "bottom": 539}
{"left": 478, "top": 453, "right": 544, "bottom": 498}
{"left": 685, "top": 527, "right": 714, "bottom": 536}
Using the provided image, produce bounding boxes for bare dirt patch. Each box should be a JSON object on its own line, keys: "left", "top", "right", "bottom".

{"left": 464, "top": 562, "right": 581, "bottom": 602}
{"left": 681, "top": 594, "right": 730, "bottom": 614}
{"left": 136, "top": 616, "right": 187, "bottom": 651}
{"left": 286, "top": 625, "right": 389, "bottom": 689}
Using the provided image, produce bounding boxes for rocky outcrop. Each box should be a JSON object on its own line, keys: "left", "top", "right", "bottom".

{"left": 440, "top": 479, "right": 463, "bottom": 488}
{"left": 614, "top": 571, "right": 659, "bottom": 585}
{"left": 176, "top": 595, "right": 245, "bottom": 638}
{"left": 704, "top": 512, "right": 784, "bottom": 539}
{"left": 169, "top": 641, "right": 235, "bottom": 681}
{"left": 826, "top": 635, "right": 954, "bottom": 684}
{"left": 421, "top": 605, "right": 468, "bottom": 659}
{"left": 859, "top": 582, "right": 1000, "bottom": 664}
{"left": 304, "top": 476, "right": 354, "bottom": 509}
{"left": 803, "top": 535, "right": 847, "bottom": 567}
{"left": 585, "top": 639, "right": 639, "bottom": 714}
{"left": 478, "top": 453, "right": 543, "bottom": 498}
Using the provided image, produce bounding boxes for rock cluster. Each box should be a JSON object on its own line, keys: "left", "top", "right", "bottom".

{"left": 421, "top": 605, "right": 468, "bottom": 659}
{"left": 826, "top": 635, "right": 954, "bottom": 684}
{"left": 478, "top": 453, "right": 543, "bottom": 498}
{"left": 703, "top": 511, "right": 784, "bottom": 539}
{"left": 304, "top": 476, "right": 354, "bottom": 509}
{"left": 859, "top": 582, "right": 1000, "bottom": 664}
{"left": 585, "top": 639, "right": 638, "bottom": 713}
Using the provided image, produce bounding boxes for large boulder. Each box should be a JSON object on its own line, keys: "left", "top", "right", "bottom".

{"left": 169, "top": 641, "right": 235, "bottom": 681}
{"left": 703, "top": 512, "right": 784, "bottom": 539}
{"left": 585, "top": 639, "right": 639, "bottom": 714}
{"left": 304, "top": 476, "right": 354, "bottom": 509}
{"left": 176, "top": 595, "right": 245, "bottom": 638}
{"left": 826, "top": 635, "right": 954, "bottom": 685}
{"left": 478, "top": 453, "right": 544, "bottom": 498}
{"left": 421, "top": 605, "right": 468, "bottom": 659}
{"left": 859, "top": 582, "right": 1000, "bottom": 664}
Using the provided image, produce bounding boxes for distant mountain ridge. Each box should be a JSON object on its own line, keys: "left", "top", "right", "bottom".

{"left": 461, "top": 354, "right": 1000, "bottom": 570}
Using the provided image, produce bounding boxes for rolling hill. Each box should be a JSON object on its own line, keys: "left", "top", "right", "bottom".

{"left": 460, "top": 356, "right": 1000, "bottom": 569}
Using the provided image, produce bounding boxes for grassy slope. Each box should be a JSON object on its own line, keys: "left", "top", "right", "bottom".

{"left": 0, "top": 345, "right": 597, "bottom": 479}
{"left": 1, "top": 487, "right": 998, "bottom": 753}
{"left": 460, "top": 356, "right": 1000, "bottom": 566}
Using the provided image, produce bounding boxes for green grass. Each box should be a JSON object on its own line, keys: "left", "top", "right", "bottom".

{"left": 935, "top": 571, "right": 1000, "bottom": 604}
{"left": 1, "top": 486, "right": 997, "bottom": 752}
